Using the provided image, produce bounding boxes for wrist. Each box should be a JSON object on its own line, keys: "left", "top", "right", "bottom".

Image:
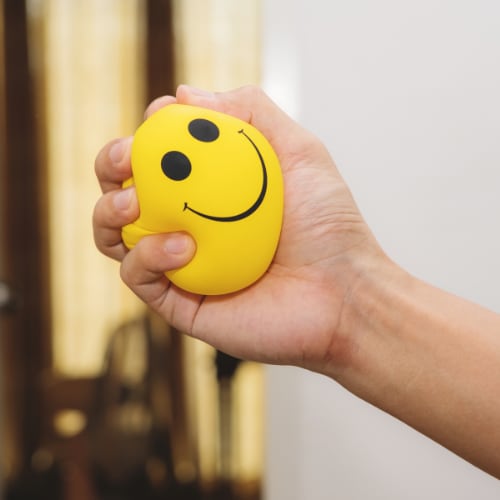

{"left": 324, "top": 251, "right": 413, "bottom": 393}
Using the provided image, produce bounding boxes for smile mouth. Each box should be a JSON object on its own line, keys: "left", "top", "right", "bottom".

{"left": 183, "top": 129, "right": 268, "bottom": 222}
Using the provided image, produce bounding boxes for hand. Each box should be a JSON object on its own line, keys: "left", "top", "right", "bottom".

{"left": 93, "top": 85, "right": 385, "bottom": 374}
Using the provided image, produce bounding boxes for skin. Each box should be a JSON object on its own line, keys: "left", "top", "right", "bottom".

{"left": 93, "top": 85, "right": 500, "bottom": 478}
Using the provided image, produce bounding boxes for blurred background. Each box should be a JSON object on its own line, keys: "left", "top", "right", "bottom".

{"left": 2, "top": 1, "right": 500, "bottom": 500}
{"left": 1, "top": 1, "right": 263, "bottom": 499}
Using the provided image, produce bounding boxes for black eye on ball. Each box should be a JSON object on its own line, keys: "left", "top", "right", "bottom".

{"left": 161, "top": 151, "right": 191, "bottom": 181}
{"left": 188, "top": 118, "right": 219, "bottom": 142}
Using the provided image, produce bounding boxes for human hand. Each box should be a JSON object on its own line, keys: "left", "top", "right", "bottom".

{"left": 93, "top": 85, "right": 385, "bottom": 375}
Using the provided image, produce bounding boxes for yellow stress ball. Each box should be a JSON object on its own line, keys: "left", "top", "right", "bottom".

{"left": 122, "top": 104, "right": 284, "bottom": 295}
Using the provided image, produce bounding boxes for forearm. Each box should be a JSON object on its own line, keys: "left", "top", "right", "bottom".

{"left": 335, "top": 258, "right": 500, "bottom": 478}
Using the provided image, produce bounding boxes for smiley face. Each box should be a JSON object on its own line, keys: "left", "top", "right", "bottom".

{"left": 122, "top": 104, "right": 283, "bottom": 295}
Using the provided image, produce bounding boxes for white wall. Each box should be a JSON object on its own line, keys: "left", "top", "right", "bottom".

{"left": 263, "top": 1, "right": 500, "bottom": 498}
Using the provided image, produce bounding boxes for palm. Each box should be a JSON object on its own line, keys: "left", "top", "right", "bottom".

{"left": 154, "top": 138, "right": 372, "bottom": 368}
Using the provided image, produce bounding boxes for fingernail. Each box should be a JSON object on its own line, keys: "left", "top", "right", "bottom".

{"left": 109, "top": 138, "right": 128, "bottom": 164}
{"left": 164, "top": 234, "right": 189, "bottom": 255}
{"left": 113, "top": 187, "right": 134, "bottom": 210}
{"left": 182, "top": 84, "right": 215, "bottom": 99}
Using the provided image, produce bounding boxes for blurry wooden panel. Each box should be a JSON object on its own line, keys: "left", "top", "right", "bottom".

{"left": 29, "top": 0, "right": 148, "bottom": 376}
{"left": 172, "top": 0, "right": 261, "bottom": 89}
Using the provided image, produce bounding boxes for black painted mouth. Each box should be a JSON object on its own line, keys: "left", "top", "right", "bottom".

{"left": 183, "top": 129, "right": 268, "bottom": 222}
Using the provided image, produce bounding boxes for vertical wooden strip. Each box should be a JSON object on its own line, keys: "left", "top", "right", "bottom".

{"left": 146, "top": 0, "right": 176, "bottom": 101}
{"left": 1, "top": 0, "right": 51, "bottom": 474}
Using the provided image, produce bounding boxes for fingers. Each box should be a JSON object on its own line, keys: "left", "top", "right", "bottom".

{"left": 120, "top": 232, "right": 196, "bottom": 309}
{"left": 93, "top": 185, "right": 139, "bottom": 261}
{"left": 93, "top": 137, "right": 137, "bottom": 262}
{"left": 93, "top": 95, "right": 178, "bottom": 262}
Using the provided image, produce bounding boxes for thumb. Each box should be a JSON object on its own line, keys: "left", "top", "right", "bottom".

{"left": 120, "top": 232, "right": 196, "bottom": 291}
